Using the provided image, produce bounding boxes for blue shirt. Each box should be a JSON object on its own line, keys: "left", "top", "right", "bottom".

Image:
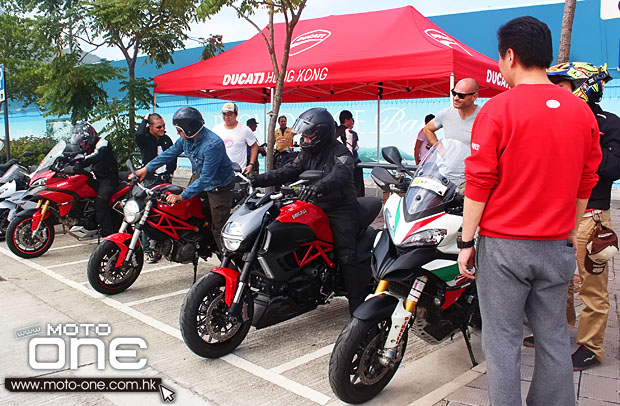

{"left": 145, "top": 127, "right": 234, "bottom": 200}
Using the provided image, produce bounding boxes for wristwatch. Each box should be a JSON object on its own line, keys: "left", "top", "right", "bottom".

{"left": 456, "top": 236, "right": 475, "bottom": 249}
{"left": 248, "top": 162, "right": 255, "bottom": 167}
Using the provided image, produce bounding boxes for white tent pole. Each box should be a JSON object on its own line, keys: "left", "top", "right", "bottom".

{"left": 450, "top": 74, "right": 455, "bottom": 92}
{"left": 263, "top": 103, "right": 267, "bottom": 144}
{"left": 376, "top": 94, "right": 381, "bottom": 161}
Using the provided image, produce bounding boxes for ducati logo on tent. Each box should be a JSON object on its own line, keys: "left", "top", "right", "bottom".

{"left": 424, "top": 29, "right": 473, "bottom": 56}
{"left": 290, "top": 29, "right": 331, "bottom": 56}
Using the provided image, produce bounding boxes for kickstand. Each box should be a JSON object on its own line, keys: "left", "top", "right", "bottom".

{"left": 461, "top": 325, "right": 478, "bottom": 367}
{"left": 192, "top": 255, "right": 199, "bottom": 284}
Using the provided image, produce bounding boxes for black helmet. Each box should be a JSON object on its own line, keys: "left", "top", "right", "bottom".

{"left": 293, "top": 108, "right": 336, "bottom": 154}
{"left": 70, "top": 122, "right": 98, "bottom": 153}
{"left": 172, "top": 107, "right": 204, "bottom": 138}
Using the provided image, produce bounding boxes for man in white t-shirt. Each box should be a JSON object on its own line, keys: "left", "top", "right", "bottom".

{"left": 414, "top": 113, "right": 435, "bottom": 164}
{"left": 423, "top": 78, "right": 480, "bottom": 147}
{"left": 212, "top": 102, "right": 258, "bottom": 174}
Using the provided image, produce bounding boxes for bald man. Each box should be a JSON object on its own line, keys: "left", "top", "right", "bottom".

{"left": 424, "top": 78, "right": 480, "bottom": 147}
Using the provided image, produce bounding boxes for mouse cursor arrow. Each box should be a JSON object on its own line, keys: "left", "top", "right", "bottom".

{"left": 159, "top": 384, "right": 175, "bottom": 403}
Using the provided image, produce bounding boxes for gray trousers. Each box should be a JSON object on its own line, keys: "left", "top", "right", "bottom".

{"left": 476, "top": 236, "right": 575, "bottom": 406}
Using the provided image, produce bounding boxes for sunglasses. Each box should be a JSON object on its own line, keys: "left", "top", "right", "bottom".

{"left": 451, "top": 89, "right": 477, "bottom": 99}
{"left": 151, "top": 124, "right": 165, "bottom": 129}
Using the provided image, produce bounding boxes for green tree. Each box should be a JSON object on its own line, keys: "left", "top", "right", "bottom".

{"left": 84, "top": 0, "right": 202, "bottom": 136}
{"left": 0, "top": 12, "right": 52, "bottom": 105}
{"left": 6, "top": 134, "right": 58, "bottom": 166}
{"left": 197, "top": 0, "right": 307, "bottom": 171}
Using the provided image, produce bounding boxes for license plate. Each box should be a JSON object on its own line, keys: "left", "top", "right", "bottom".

{"left": 410, "top": 177, "right": 448, "bottom": 196}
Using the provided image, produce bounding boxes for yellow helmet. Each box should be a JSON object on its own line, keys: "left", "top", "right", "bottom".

{"left": 547, "top": 62, "right": 612, "bottom": 103}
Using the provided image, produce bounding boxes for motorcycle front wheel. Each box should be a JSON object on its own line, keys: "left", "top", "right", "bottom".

{"left": 0, "top": 208, "right": 9, "bottom": 240}
{"left": 87, "top": 240, "right": 144, "bottom": 294}
{"left": 180, "top": 272, "right": 254, "bottom": 358}
{"left": 329, "top": 316, "right": 408, "bottom": 404}
{"left": 6, "top": 215, "right": 55, "bottom": 258}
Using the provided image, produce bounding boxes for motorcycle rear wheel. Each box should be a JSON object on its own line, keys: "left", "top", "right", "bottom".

{"left": 329, "top": 316, "right": 407, "bottom": 404}
{"left": 6, "top": 216, "right": 55, "bottom": 258}
{"left": 87, "top": 240, "right": 144, "bottom": 294}
{"left": 180, "top": 272, "right": 254, "bottom": 358}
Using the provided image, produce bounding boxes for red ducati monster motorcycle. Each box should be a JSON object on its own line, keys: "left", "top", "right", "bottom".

{"left": 179, "top": 170, "right": 381, "bottom": 358}
{"left": 86, "top": 161, "right": 220, "bottom": 295}
{"left": 6, "top": 141, "right": 131, "bottom": 258}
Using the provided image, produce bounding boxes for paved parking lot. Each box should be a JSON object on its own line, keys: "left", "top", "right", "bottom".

{"left": 0, "top": 228, "right": 483, "bottom": 406}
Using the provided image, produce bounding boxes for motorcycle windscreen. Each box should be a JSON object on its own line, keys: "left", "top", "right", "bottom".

{"left": 32, "top": 141, "right": 66, "bottom": 177}
{"left": 0, "top": 164, "right": 23, "bottom": 183}
{"left": 403, "top": 139, "right": 469, "bottom": 223}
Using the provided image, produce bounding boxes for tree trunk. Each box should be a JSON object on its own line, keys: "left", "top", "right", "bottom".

{"left": 127, "top": 63, "right": 136, "bottom": 134}
{"left": 557, "top": 0, "right": 576, "bottom": 64}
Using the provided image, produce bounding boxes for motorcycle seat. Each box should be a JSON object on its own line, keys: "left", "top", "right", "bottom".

{"left": 357, "top": 197, "right": 382, "bottom": 232}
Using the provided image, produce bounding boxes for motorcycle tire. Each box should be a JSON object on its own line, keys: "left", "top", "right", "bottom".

{"left": 87, "top": 240, "right": 144, "bottom": 295}
{"left": 0, "top": 208, "right": 9, "bottom": 240}
{"left": 6, "top": 215, "right": 55, "bottom": 258}
{"left": 329, "top": 316, "right": 407, "bottom": 404}
{"left": 180, "top": 272, "right": 254, "bottom": 358}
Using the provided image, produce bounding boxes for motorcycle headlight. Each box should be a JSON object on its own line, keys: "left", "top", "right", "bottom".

{"left": 31, "top": 178, "right": 46, "bottom": 187}
{"left": 222, "top": 221, "right": 244, "bottom": 251}
{"left": 123, "top": 198, "right": 142, "bottom": 224}
{"left": 400, "top": 229, "right": 447, "bottom": 248}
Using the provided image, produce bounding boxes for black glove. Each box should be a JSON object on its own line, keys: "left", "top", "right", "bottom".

{"left": 298, "top": 185, "right": 319, "bottom": 202}
{"left": 73, "top": 160, "right": 83, "bottom": 171}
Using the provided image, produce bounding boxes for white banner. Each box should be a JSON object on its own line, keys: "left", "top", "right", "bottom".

{"left": 601, "top": 0, "right": 620, "bottom": 20}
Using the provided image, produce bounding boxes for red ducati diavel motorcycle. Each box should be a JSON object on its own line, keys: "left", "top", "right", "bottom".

{"left": 6, "top": 141, "right": 131, "bottom": 258}
{"left": 86, "top": 161, "right": 220, "bottom": 295}
{"left": 179, "top": 170, "right": 382, "bottom": 358}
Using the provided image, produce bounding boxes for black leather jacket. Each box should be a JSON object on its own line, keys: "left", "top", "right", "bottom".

{"left": 82, "top": 137, "right": 119, "bottom": 181}
{"left": 588, "top": 103, "right": 620, "bottom": 210}
{"left": 254, "top": 137, "right": 357, "bottom": 209}
{"left": 134, "top": 119, "right": 177, "bottom": 175}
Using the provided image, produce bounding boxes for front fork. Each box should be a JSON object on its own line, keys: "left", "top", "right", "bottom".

{"left": 31, "top": 200, "right": 50, "bottom": 238}
{"left": 375, "top": 276, "right": 428, "bottom": 367}
{"left": 227, "top": 216, "right": 269, "bottom": 321}
{"left": 123, "top": 200, "right": 153, "bottom": 265}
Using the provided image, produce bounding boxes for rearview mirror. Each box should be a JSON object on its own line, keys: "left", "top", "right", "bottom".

{"left": 126, "top": 159, "right": 136, "bottom": 175}
{"left": 382, "top": 147, "right": 403, "bottom": 165}
{"left": 370, "top": 167, "right": 398, "bottom": 192}
{"left": 299, "top": 170, "right": 323, "bottom": 181}
{"left": 21, "top": 151, "right": 34, "bottom": 158}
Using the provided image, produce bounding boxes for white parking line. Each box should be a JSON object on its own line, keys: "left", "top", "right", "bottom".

{"left": 141, "top": 263, "right": 184, "bottom": 274}
{"left": 222, "top": 354, "right": 331, "bottom": 405}
{"left": 48, "top": 243, "right": 85, "bottom": 251}
{"left": 0, "top": 247, "right": 332, "bottom": 405}
{"left": 47, "top": 259, "right": 89, "bottom": 268}
{"left": 269, "top": 343, "right": 335, "bottom": 374}
{"left": 125, "top": 289, "right": 189, "bottom": 307}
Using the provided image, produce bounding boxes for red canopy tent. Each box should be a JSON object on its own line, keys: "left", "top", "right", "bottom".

{"left": 154, "top": 6, "right": 508, "bottom": 103}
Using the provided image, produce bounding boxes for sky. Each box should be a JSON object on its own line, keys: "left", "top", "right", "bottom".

{"left": 91, "top": 0, "right": 568, "bottom": 60}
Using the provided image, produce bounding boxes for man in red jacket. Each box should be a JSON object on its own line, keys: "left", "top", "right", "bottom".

{"left": 457, "top": 17, "right": 602, "bottom": 406}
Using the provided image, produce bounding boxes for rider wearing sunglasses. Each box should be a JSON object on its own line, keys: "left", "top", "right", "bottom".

{"left": 134, "top": 112, "right": 178, "bottom": 262}
{"left": 135, "top": 112, "right": 177, "bottom": 186}
{"left": 423, "top": 78, "right": 480, "bottom": 149}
